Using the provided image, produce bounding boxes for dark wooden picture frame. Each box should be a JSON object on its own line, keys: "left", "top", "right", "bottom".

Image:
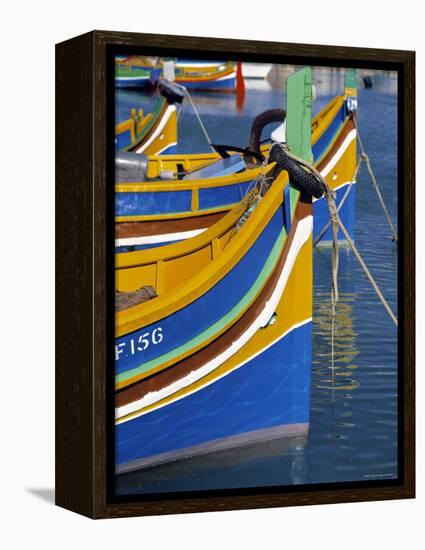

{"left": 56, "top": 30, "right": 415, "bottom": 519}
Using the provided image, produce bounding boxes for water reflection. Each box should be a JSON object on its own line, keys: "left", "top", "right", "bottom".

{"left": 313, "top": 250, "right": 359, "bottom": 399}
{"left": 117, "top": 435, "right": 308, "bottom": 495}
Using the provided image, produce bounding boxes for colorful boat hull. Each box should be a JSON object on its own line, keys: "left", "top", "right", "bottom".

{"left": 115, "top": 76, "right": 151, "bottom": 89}
{"left": 115, "top": 66, "right": 161, "bottom": 89}
{"left": 178, "top": 74, "right": 236, "bottom": 91}
{"left": 115, "top": 87, "right": 181, "bottom": 155}
{"left": 175, "top": 62, "right": 237, "bottom": 92}
{"left": 115, "top": 95, "right": 357, "bottom": 249}
{"left": 117, "top": 320, "right": 312, "bottom": 471}
{"left": 115, "top": 68, "right": 315, "bottom": 474}
{"left": 115, "top": 191, "right": 313, "bottom": 472}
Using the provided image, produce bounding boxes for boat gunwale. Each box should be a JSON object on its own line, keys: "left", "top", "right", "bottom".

{"left": 115, "top": 199, "right": 248, "bottom": 269}
{"left": 126, "top": 100, "right": 170, "bottom": 152}
{"left": 115, "top": 224, "right": 288, "bottom": 389}
{"left": 116, "top": 174, "right": 291, "bottom": 336}
{"left": 115, "top": 204, "right": 233, "bottom": 223}
{"left": 115, "top": 197, "right": 310, "bottom": 403}
{"left": 115, "top": 163, "right": 271, "bottom": 192}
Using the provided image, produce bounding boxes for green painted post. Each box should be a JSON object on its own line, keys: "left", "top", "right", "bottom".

{"left": 285, "top": 67, "right": 313, "bottom": 219}
{"left": 344, "top": 68, "right": 357, "bottom": 93}
{"left": 286, "top": 67, "right": 313, "bottom": 163}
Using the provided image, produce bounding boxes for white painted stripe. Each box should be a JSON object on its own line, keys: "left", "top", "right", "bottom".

{"left": 116, "top": 228, "right": 206, "bottom": 248}
{"left": 182, "top": 71, "right": 236, "bottom": 83}
{"left": 319, "top": 128, "right": 356, "bottom": 178}
{"left": 213, "top": 71, "right": 236, "bottom": 82}
{"left": 134, "top": 105, "right": 176, "bottom": 154}
{"left": 117, "top": 316, "right": 313, "bottom": 424}
{"left": 176, "top": 61, "right": 225, "bottom": 68}
{"left": 116, "top": 215, "right": 313, "bottom": 423}
{"left": 308, "top": 128, "right": 356, "bottom": 203}
{"left": 155, "top": 141, "right": 177, "bottom": 155}
{"left": 116, "top": 76, "right": 150, "bottom": 81}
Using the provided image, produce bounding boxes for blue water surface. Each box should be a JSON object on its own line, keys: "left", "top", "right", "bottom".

{"left": 115, "top": 66, "right": 398, "bottom": 495}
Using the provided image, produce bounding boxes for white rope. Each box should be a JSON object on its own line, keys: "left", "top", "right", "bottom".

{"left": 181, "top": 86, "right": 215, "bottom": 152}
{"left": 277, "top": 144, "right": 397, "bottom": 407}
{"left": 289, "top": 149, "right": 397, "bottom": 327}
{"left": 176, "top": 98, "right": 186, "bottom": 123}
{"left": 313, "top": 156, "right": 362, "bottom": 247}
{"left": 334, "top": 217, "right": 398, "bottom": 326}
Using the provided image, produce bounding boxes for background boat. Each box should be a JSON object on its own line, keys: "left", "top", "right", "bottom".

{"left": 174, "top": 61, "right": 237, "bottom": 91}
{"left": 115, "top": 56, "right": 161, "bottom": 89}
{"left": 115, "top": 79, "right": 184, "bottom": 155}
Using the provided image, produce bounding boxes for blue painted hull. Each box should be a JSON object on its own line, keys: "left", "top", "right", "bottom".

{"left": 177, "top": 76, "right": 236, "bottom": 91}
{"left": 115, "top": 184, "right": 355, "bottom": 254}
{"left": 124, "top": 66, "right": 161, "bottom": 83}
{"left": 115, "top": 178, "right": 254, "bottom": 218}
{"left": 115, "top": 208, "right": 283, "bottom": 379}
{"left": 312, "top": 104, "right": 346, "bottom": 161}
{"left": 161, "top": 143, "right": 177, "bottom": 155}
{"left": 115, "top": 129, "right": 133, "bottom": 150}
{"left": 115, "top": 67, "right": 161, "bottom": 89}
{"left": 313, "top": 183, "right": 356, "bottom": 244}
{"left": 116, "top": 321, "right": 312, "bottom": 469}
{"left": 115, "top": 77, "right": 151, "bottom": 89}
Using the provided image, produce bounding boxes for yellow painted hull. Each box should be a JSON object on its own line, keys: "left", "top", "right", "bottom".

{"left": 115, "top": 100, "right": 178, "bottom": 156}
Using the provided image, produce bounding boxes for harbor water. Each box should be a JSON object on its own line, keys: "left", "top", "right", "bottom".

{"left": 115, "top": 67, "right": 398, "bottom": 495}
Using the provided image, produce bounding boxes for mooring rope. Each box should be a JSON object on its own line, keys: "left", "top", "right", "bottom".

{"left": 354, "top": 119, "right": 398, "bottom": 243}
{"left": 181, "top": 86, "right": 215, "bottom": 152}
{"left": 273, "top": 144, "right": 397, "bottom": 327}
{"left": 231, "top": 161, "right": 272, "bottom": 235}
{"left": 176, "top": 98, "right": 186, "bottom": 123}
{"left": 313, "top": 157, "right": 362, "bottom": 247}
{"left": 270, "top": 142, "right": 397, "bottom": 405}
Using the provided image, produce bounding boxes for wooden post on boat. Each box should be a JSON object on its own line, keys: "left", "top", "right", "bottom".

{"left": 344, "top": 68, "right": 357, "bottom": 97}
{"left": 284, "top": 68, "right": 313, "bottom": 222}
{"left": 286, "top": 67, "right": 313, "bottom": 163}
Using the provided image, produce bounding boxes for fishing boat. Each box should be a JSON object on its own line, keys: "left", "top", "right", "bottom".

{"left": 174, "top": 61, "right": 237, "bottom": 91}
{"left": 115, "top": 70, "right": 357, "bottom": 250}
{"left": 120, "top": 56, "right": 162, "bottom": 83}
{"left": 175, "top": 59, "right": 227, "bottom": 70}
{"left": 115, "top": 66, "right": 155, "bottom": 89}
{"left": 115, "top": 79, "right": 185, "bottom": 155}
{"left": 115, "top": 68, "right": 315, "bottom": 472}
{"left": 115, "top": 56, "right": 162, "bottom": 89}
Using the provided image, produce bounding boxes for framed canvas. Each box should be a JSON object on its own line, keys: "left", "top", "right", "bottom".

{"left": 55, "top": 30, "right": 415, "bottom": 518}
